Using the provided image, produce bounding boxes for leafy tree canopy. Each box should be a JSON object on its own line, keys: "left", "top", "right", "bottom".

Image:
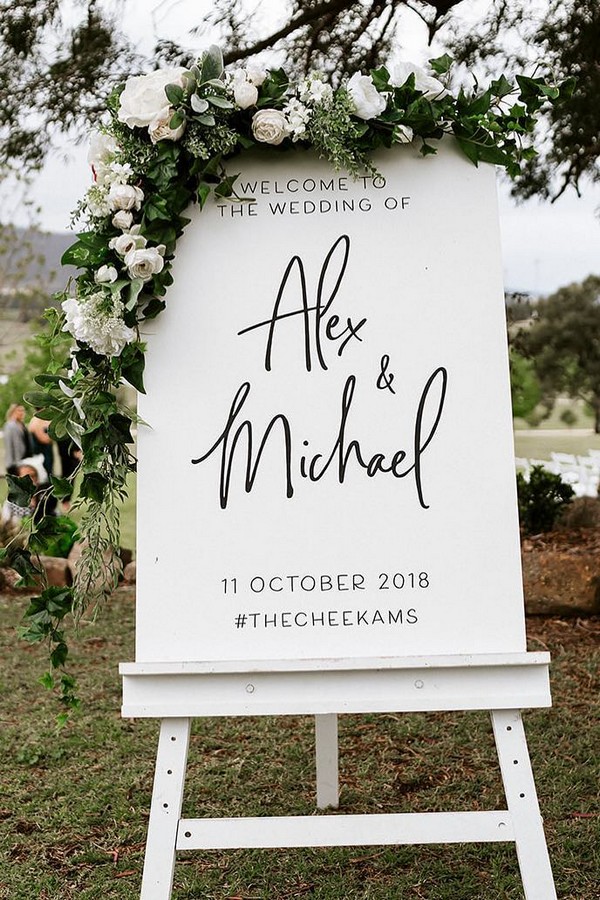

{"left": 513, "top": 276, "right": 600, "bottom": 432}
{"left": 0, "top": 0, "right": 588, "bottom": 204}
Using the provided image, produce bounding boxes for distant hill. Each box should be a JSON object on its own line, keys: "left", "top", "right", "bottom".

{"left": 9, "top": 228, "right": 77, "bottom": 293}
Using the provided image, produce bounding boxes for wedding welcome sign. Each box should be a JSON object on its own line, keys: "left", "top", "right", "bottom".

{"left": 134, "top": 141, "right": 525, "bottom": 665}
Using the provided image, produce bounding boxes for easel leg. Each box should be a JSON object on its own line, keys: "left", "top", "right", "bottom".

{"left": 491, "top": 709, "right": 556, "bottom": 900}
{"left": 315, "top": 713, "right": 339, "bottom": 809}
{"left": 140, "top": 718, "right": 191, "bottom": 900}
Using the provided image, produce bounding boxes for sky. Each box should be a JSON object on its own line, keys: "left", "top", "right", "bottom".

{"left": 16, "top": 0, "right": 600, "bottom": 297}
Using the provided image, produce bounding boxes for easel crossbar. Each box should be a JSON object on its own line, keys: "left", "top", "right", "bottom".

{"left": 176, "top": 810, "right": 515, "bottom": 849}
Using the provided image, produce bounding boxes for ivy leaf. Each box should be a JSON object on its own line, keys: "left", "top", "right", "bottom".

{"left": 6, "top": 473, "right": 37, "bottom": 507}
{"left": 197, "top": 181, "right": 212, "bottom": 208}
{"left": 429, "top": 54, "right": 453, "bottom": 75}
{"left": 50, "top": 642, "right": 69, "bottom": 669}
{"left": 80, "top": 472, "right": 107, "bottom": 502}
{"left": 453, "top": 136, "right": 480, "bottom": 165}
{"left": 121, "top": 344, "right": 146, "bottom": 393}
{"left": 50, "top": 475, "right": 74, "bottom": 499}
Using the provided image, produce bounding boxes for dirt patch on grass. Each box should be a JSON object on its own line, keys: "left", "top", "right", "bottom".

{"left": 522, "top": 529, "right": 600, "bottom": 616}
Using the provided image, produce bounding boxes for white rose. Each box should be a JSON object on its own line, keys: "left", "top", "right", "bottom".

{"left": 124, "top": 245, "right": 166, "bottom": 282}
{"left": 245, "top": 64, "right": 267, "bottom": 87}
{"left": 394, "top": 124, "right": 414, "bottom": 144}
{"left": 251, "top": 109, "right": 289, "bottom": 146}
{"left": 107, "top": 182, "right": 144, "bottom": 212}
{"left": 233, "top": 79, "right": 258, "bottom": 109}
{"left": 109, "top": 230, "right": 147, "bottom": 256}
{"left": 346, "top": 72, "right": 387, "bottom": 120}
{"left": 148, "top": 108, "right": 186, "bottom": 143}
{"left": 112, "top": 210, "right": 134, "bottom": 231}
{"left": 94, "top": 265, "right": 118, "bottom": 284}
{"left": 388, "top": 61, "right": 447, "bottom": 99}
{"left": 117, "top": 67, "right": 188, "bottom": 129}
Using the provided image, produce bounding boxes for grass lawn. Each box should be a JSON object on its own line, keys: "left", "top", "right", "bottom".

{"left": 0, "top": 590, "right": 598, "bottom": 899}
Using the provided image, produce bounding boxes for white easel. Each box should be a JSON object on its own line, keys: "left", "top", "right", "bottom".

{"left": 121, "top": 652, "right": 556, "bottom": 900}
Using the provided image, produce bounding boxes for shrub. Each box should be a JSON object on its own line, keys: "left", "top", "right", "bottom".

{"left": 517, "top": 465, "right": 575, "bottom": 535}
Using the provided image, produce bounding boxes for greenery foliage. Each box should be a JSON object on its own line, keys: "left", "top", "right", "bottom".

{"left": 509, "top": 349, "right": 541, "bottom": 421}
{"left": 1, "top": 46, "right": 568, "bottom": 710}
{"left": 517, "top": 465, "right": 575, "bottom": 535}
{"left": 513, "top": 276, "right": 600, "bottom": 434}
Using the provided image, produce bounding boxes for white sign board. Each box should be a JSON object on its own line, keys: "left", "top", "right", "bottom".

{"left": 135, "top": 141, "right": 525, "bottom": 664}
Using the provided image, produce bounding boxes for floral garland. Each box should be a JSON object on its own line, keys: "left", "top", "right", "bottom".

{"left": 1, "top": 46, "right": 570, "bottom": 712}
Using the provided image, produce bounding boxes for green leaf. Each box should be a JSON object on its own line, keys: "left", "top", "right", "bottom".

{"left": 207, "top": 94, "right": 234, "bottom": 109}
{"left": 453, "top": 136, "right": 480, "bottom": 165}
{"left": 191, "top": 94, "right": 209, "bottom": 114}
{"left": 80, "top": 472, "right": 107, "bottom": 502}
{"left": 194, "top": 113, "right": 216, "bottom": 127}
{"left": 6, "top": 473, "right": 37, "bottom": 507}
{"left": 169, "top": 111, "right": 185, "bottom": 130}
{"left": 50, "top": 476, "right": 74, "bottom": 499}
{"left": 490, "top": 74, "right": 514, "bottom": 99}
{"left": 165, "top": 83, "right": 184, "bottom": 105}
{"left": 23, "top": 390, "right": 55, "bottom": 408}
{"left": 197, "top": 181, "right": 212, "bottom": 208}
{"left": 200, "top": 45, "right": 224, "bottom": 83}
{"left": 50, "top": 642, "right": 69, "bottom": 669}
{"left": 126, "top": 278, "right": 145, "bottom": 311}
{"left": 429, "top": 54, "right": 453, "bottom": 75}
{"left": 61, "top": 241, "right": 108, "bottom": 268}
{"left": 39, "top": 672, "right": 55, "bottom": 690}
{"left": 121, "top": 345, "right": 146, "bottom": 393}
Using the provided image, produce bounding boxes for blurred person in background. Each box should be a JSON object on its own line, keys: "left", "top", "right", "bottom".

{"left": 3, "top": 404, "right": 31, "bottom": 472}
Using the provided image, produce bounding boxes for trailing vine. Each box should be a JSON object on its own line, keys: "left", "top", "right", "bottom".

{"left": 0, "top": 46, "right": 572, "bottom": 713}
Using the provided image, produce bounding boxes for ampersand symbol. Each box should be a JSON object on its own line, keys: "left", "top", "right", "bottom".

{"left": 376, "top": 354, "right": 396, "bottom": 393}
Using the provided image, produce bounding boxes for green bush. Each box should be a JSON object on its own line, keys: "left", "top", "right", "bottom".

{"left": 517, "top": 465, "right": 575, "bottom": 534}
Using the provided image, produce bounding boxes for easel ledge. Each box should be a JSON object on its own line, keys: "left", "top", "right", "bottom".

{"left": 120, "top": 652, "right": 551, "bottom": 717}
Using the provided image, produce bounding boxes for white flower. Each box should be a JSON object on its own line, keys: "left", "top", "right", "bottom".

{"left": 109, "top": 227, "right": 147, "bottom": 257}
{"left": 87, "top": 131, "right": 118, "bottom": 166}
{"left": 85, "top": 185, "right": 110, "bottom": 218}
{"left": 245, "top": 64, "right": 267, "bottom": 87}
{"left": 94, "top": 265, "right": 118, "bottom": 284}
{"left": 117, "top": 67, "right": 188, "bottom": 129}
{"left": 346, "top": 72, "right": 387, "bottom": 120}
{"left": 148, "top": 108, "right": 186, "bottom": 143}
{"left": 233, "top": 79, "right": 258, "bottom": 109}
{"left": 299, "top": 74, "right": 333, "bottom": 106}
{"left": 112, "top": 209, "right": 134, "bottom": 231}
{"left": 62, "top": 292, "right": 135, "bottom": 358}
{"left": 124, "top": 245, "right": 166, "bottom": 282}
{"left": 388, "top": 60, "right": 447, "bottom": 99}
{"left": 107, "top": 182, "right": 144, "bottom": 212}
{"left": 251, "top": 109, "right": 289, "bottom": 146}
{"left": 283, "top": 97, "right": 310, "bottom": 141}
{"left": 394, "top": 124, "right": 414, "bottom": 144}
{"left": 104, "top": 162, "right": 134, "bottom": 185}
